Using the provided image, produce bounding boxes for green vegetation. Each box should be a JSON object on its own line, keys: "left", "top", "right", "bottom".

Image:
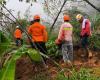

{"left": 0, "top": 0, "right": 100, "bottom": 80}
{"left": 0, "top": 31, "right": 11, "bottom": 56}
{"left": 56, "top": 68, "right": 100, "bottom": 80}
{"left": 0, "top": 46, "right": 44, "bottom": 80}
{"left": 0, "top": 47, "right": 25, "bottom": 80}
{"left": 28, "top": 49, "right": 43, "bottom": 62}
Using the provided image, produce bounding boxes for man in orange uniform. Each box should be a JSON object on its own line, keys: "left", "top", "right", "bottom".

{"left": 14, "top": 26, "right": 23, "bottom": 46}
{"left": 28, "top": 15, "right": 48, "bottom": 54}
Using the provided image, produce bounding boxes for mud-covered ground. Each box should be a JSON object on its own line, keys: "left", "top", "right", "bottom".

{"left": 15, "top": 49, "right": 100, "bottom": 80}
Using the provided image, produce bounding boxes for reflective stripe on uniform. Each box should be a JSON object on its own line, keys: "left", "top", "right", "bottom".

{"left": 63, "top": 27, "right": 73, "bottom": 30}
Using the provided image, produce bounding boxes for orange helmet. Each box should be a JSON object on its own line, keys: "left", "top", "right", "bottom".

{"left": 63, "top": 15, "right": 70, "bottom": 21}
{"left": 34, "top": 15, "right": 40, "bottom": 20}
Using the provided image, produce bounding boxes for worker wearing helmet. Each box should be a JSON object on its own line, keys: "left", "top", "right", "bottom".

{"left": 28, "top": 15, "right": 48, "bottom": 54}
{"left": 76, "top": 14, "right": 92, "bottom": 61}
{"left": 55, "top": 15, "right": 73, "bottom": 65}
{"left": 14, "top": 26, "right": 23, "bottom": 46}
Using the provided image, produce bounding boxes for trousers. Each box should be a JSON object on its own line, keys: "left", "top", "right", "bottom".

{"left": 62, "top": 41, "right": 73, "bottom": 62}
{"left": 15, "top": 38, "right": 23, "bottom": 46}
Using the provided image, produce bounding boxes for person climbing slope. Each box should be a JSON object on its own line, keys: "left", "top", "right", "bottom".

{"left": 55, "top": 15, "right": 73, "bottom": 65}
{"left": 76, "top": 14, "right": 92, "bottom": 61}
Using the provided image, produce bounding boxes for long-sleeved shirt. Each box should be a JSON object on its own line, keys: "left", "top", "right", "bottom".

{"left": 81, "top": 19, "right": 91, "bottom": 36}
{"left": 28, "top": 22, "right": 48, "bottom": 42}
{"left": 57, "top": 22, "right": 73, "bottom": 42}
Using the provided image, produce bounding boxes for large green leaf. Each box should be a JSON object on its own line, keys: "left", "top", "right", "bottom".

{"left": 0, "top": 54, "right": 16, "bottom": 80}
{"left": 0, "top": 47, "right": 26, "bottom": 80}
{"left": 0, "top": 46, "right": 43, "bottom": 80}
{"left": 28, "top": 49, "right": 42, "bottom": 62}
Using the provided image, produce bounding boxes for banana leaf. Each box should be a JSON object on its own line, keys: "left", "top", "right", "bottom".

{"left": 0, "top": 48, "right": 26, "bottom": 80}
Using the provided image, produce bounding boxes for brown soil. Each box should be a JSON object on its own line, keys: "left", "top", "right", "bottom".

{"left": 15, "top": 49, "right": 100, "bottom": 80}
{"left": 15, "top": 55, "right": 34, "bottom": 80}
{"left": 74, "top": 48, "right": 100, "bottom": 68}
{"left": 15, "top": 55, "right": 52, "bottom": 80}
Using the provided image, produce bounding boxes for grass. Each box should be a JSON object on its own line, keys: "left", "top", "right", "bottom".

{"left": 0, "top": 31, "right": 11, "bottom": 56}
{"left": 0, "top": 43, "right": 11, "bottom": 56}
{"left": 32, "top": 71, "right": 51, "bottom": 80}
{"left": 91, "top": 68, "right": 100, "bottom": 77}
{"left": 55, "top": 68, "right": 100, "bottom": 80}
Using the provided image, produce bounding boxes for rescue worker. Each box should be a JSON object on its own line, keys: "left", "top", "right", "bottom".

{"left": 55, "top": 15, "right": 73, "bottom": 65}
{"left": 28, "top": 15, "right": 48, "bottom": 54}
{"left": 76, "top": 14, "right": 92, "bottom": 61}
{"left": 14, "top": 26, "right": 23, "bottom": 46}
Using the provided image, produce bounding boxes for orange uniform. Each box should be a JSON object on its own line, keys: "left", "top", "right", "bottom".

{"left": 14, "top": 29, "right": 22, "bottom": 39}
{"left": 28, "top": 22, "right": 48, "bottom": 42}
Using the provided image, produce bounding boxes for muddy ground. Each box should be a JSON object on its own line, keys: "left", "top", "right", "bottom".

{"left": 15, "top": 49, "right": 100, "bottom": 80}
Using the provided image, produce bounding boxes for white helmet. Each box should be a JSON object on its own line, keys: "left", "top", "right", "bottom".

{"left": 16, "top": 26, "right": 19, "bottom": 28}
